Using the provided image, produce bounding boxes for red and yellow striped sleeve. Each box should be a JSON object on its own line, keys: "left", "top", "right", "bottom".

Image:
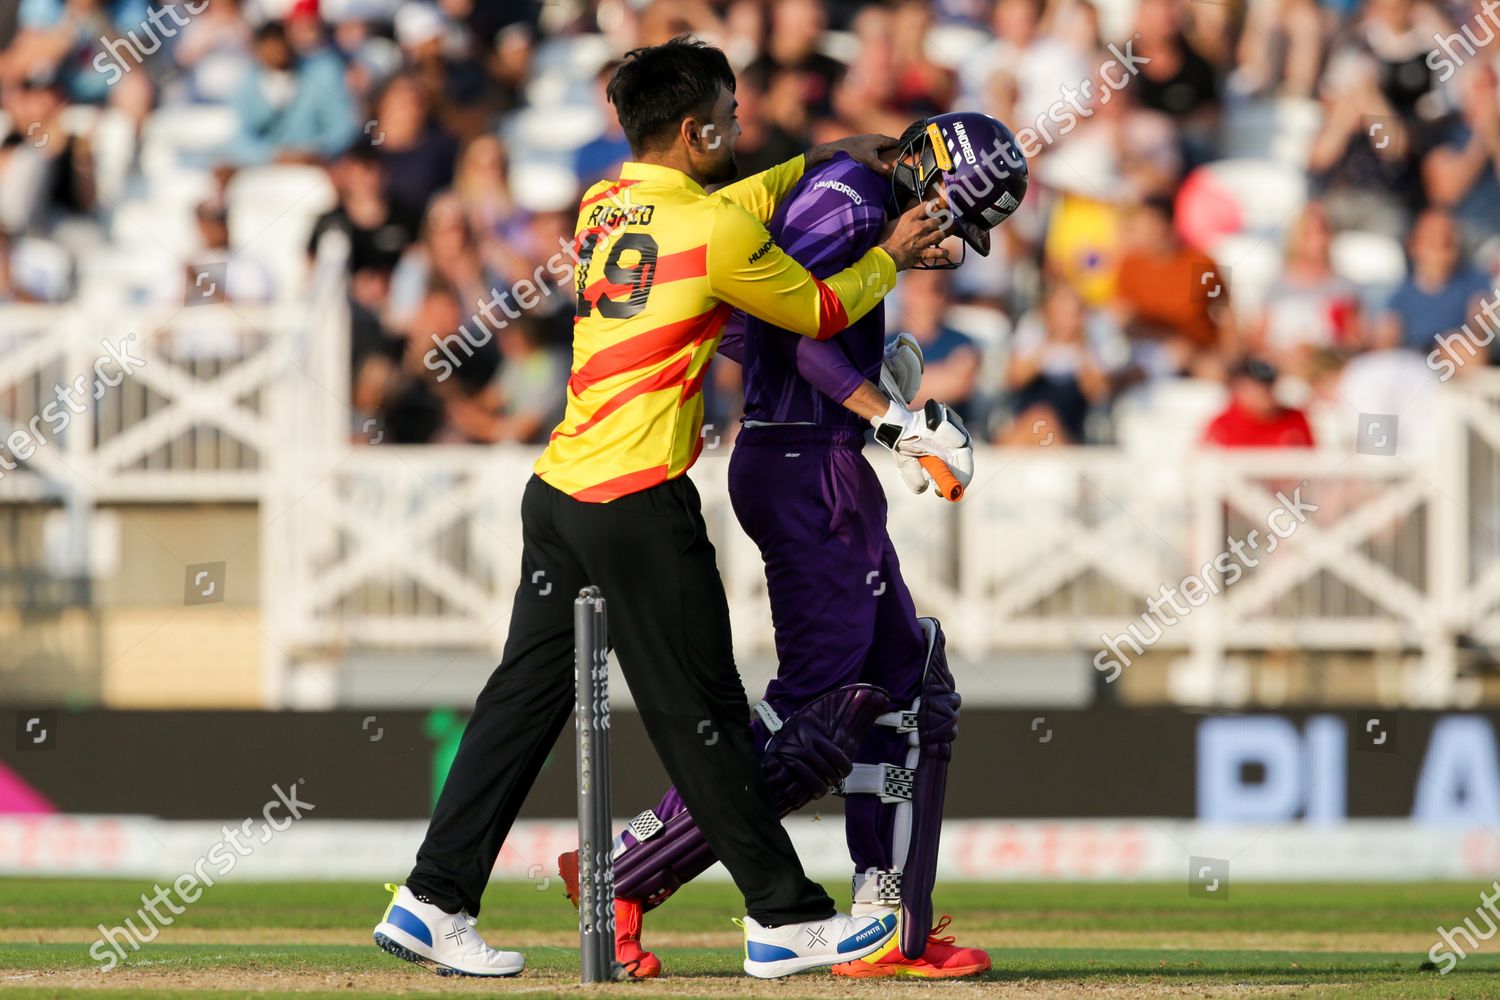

{"left": 710, "top": 155, "right": 806, "bottom": 224}
{"left": 704, "top": 199, "right": 895, "bottom": 340}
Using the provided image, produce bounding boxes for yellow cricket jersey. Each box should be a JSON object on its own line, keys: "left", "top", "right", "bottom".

{"left": 534, "top": 157, "right": 896, "bottom": 502}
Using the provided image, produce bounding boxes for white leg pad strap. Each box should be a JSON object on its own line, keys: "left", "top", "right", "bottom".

{"left": 835, "top": 762, "right": 914, "bottom": 803}
{"left": 853, "top": 867, "right": 903, "bottom": 907}
{"left": 627, "top": 809, "right": 664, "bottom": 841}
{"left": 873, "top": 709, "right": 919, "bottom": 732}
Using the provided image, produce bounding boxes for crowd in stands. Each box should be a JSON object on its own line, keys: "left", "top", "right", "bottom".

{"left": 2, "top": 0, "right": 1498, "bottom": 458}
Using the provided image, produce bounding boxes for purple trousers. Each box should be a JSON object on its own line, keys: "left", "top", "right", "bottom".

{"left": 626, "top": 425, "right": 926, "bottom": 883}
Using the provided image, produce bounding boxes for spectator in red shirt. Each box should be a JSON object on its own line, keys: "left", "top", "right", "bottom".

{"left": 1202, "top": 358, "right": 1315, "bottom": 448}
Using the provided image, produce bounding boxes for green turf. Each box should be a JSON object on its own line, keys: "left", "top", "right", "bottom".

{"left": 2, "top": 879, "right": 1500, "bottom": 996}
{"left": 6, "top": 878, "right": 1496, "bottom": 932}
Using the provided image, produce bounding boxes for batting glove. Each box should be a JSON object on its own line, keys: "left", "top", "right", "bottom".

{"left": 871, "top": 399, "right": 975, "bottom": 495}
{"left": 879, "top": 332, "right": 924, "bottom": 405}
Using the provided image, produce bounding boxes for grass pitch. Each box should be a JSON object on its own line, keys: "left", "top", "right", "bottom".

{"left": 1, "top": 879, "right": 1498, "bottom": 997}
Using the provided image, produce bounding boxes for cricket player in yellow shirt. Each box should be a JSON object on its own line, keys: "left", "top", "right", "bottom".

{"left": 374, "top": 36, "right": 949, "bottom": 980}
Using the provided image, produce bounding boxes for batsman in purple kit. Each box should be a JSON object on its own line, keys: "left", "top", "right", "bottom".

{"left": 558, "top": 112, "right": 1027, "bottom": 978}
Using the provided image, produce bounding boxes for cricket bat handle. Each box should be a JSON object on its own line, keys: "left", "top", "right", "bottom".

{"left": 919, "top": 455, "right": 964, "bottom": 502}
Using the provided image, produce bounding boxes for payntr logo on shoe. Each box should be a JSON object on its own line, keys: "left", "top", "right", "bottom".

{"left": 445, "top": 920, "right": 468, "bottom": 947}
{"left": 843, "top": 915, "right": 894, "bottom": 948}
{"left": 805, "top": 926, "right": 828, "bottom": 948}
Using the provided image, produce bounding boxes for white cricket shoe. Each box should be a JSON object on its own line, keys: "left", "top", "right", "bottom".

{"left": 741, "top": 910, "right": 897, "bottom": 978}
{"left": 373, "top": 883, "right": 524, "bottom": 977}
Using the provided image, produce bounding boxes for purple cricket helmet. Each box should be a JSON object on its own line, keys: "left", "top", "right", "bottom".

{"left": 891, "top": 111, "right": 1029, "bottom": 261}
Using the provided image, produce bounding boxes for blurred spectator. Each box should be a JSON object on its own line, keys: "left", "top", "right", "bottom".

{"left": 744, "top": 0, "right": 843, "bottom": 120}
{"left": 1181, "top": 0, "right": 1236, "bottom": 70}
{"left": 349, "top": 263, "right": 401, "bottom": 425}
{"left": 1346, "top": 0, "right": 1444, "bottom": 120}
{"left": 335, "top": 18, "right": 403, "bottom": 108}
{"left": 635, "top": 0, "right": 723, "bottom": 49}
{"left": 362, "top": 285, "right": 457, "bottom": 443}
{"left": 1378, "top": 208, "right": 1493, "bottom": 353}
{"left": 284, "top": 1, "right": 333, "bottom": 57}
{"left": 834, "top": 1, "right": 954, "bottom": 137}
{"left": 900, "top": 1, "right": 959, "bottom": 96}
{"left": 388, "top": 192, "right": 500, "bottom": 387}
{"left": 962, "top": 0, "right": 1091, "bottom": 134}
{"left": 718, "top": 0, "right": 765, "bottom": 67}
{"left": 1202, "top": 358, "right": 1315, "bottom": 447}
{"left": 972, "top": 62, "right": 1019, "bottom": 146}
{"left": 1041, "top": 0, "right": 1103, "bottom": 58}
{"left": 1315, "top": 325, "right": 1439, "bottom": 460}
{"left": 0, "top": 230, "right": 33, "bottom": 302}
{"left": 452, "top": 134, "right": 531, "bottom": 283}
{"left": 1200, "top": 353, "right": 1308, "bottom": 443}
{"left": 372, "top": 71, "right": 458, "bottom": 220}
{"left": 897, "top": 268, "right": 981, "bottom": 420}
{"left": 1043, "top": 175, "right": 1124, "bottom": 309}
{"left": 395, "top": 1, "right": 491, "bottom": 140}
{"left": 231, "top": 20, "right": 358, "bottom": 164}
{"left": 999, "top": 283, "right": 1115, "bottom": 444}
{"left": 1424, "top": 62, "right": 1500, "bottom": 255}
{"left": 169, "top": 0, "right": 254, "bottom": 105}
{"left": 3, "top": 0, "right": 1497, "bottom": 457}
{"left": 1110, "top": 96, "right": 1183, "bottom": 203}
{"left": 482, "top": 22, "right": 533, "bottom": 118}
{"left": 1253, "top": 202, "right": 1362, "bottom": 365}
{"left": 513, "top": 208, "right": 581, "bottom": 346}
{"left": 0, "top": 1, "right": 17, "bottom": 51}
{"left": 460, "top": 0, "right": 539, "bottom": 46}
{"left": 182, "top": 194, "right": 273, "bottom": 305}
{"left": 1130, "top": 0, "right": 1219, "bottom": 161}
{"left": 0, "top": 68, "right": 97, "bottom": 235}
{"left": 1234, "top": 0, "right": 1329, "bottom": 98}
{"left": 732, "top": 65, "right": 813, "bottom": 176}
{"left": 834, "top": 3, "right": 900, "bottom": 135}
{"left": 1308, "top": 50, "right": 1417, "bottom": 237}
{"left": 309, "top": 142, "right": 421, "bottom": 276}
{"left": 1114, "top": 197, "right": 1228, "bottom": 373}
{"left": 572, "top": 61, "right": 631, "bottom": 183}
{"left": 2, "top": 0, "right": 153, "bottom": 125}
{"left": 0, "top": 228, "right": 72, "bottom": 302}
{"left": 446, "top": 317, "right": 567, "bottom": 443}
{"left": 165, "top": 194, "right": 274, "bottom": 357}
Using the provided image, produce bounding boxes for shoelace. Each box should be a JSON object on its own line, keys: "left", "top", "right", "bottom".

{"left": 928, "top": 914, "right": 956, "bottom": 946}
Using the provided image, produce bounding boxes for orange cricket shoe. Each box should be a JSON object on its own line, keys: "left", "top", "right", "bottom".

{"left": 557, "top": 851, "right": 662, "bottom": 979}
{"left": 831, "top": 916, "right": 991, "bottom": 978}
{"left": 610, "top": 895, "right": 661, "bottom": 978}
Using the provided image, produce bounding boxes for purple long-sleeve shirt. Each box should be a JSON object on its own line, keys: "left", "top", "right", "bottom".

{"left": 718, "top": 154, "right": 891, "bottom": 431}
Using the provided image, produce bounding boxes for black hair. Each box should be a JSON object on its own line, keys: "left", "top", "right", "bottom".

{"left": 342, "top": 137, "right": 384, "bottom": 165}
{"left": 1234, "top": 357, "right": 1278, "bottom": 383}
{"left": 606, "top": 36, "right": 735, "bottom": 154}
{"left": 1141, "top": 195, "right": 1175, "bottom": 222}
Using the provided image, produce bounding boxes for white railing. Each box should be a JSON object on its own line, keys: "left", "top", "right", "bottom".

{"left": 255, "top": 431, "right": 1479, "bottom": 704}
{"left": 0, "top": 302, "right": 320, "bottom": 502}
{"left": 0, "top": 232, "right": 350, "bottom": 508}
{"left": 2, "top": 255, "right": 1497, "bottom": 705}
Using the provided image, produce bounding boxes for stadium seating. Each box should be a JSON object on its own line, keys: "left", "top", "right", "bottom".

{"left": 1220, "top": 97, "right": 1323, "bottom": 167}
{"left": 1330, "top": 229, "right": 1408, "bottom": 292}
{"left": 224, "top": 165, "right": 338, "bottom": 298}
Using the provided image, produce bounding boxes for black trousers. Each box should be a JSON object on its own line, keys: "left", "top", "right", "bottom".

{"left": 407, "top": 474, "right": 833, "bottom": 925}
